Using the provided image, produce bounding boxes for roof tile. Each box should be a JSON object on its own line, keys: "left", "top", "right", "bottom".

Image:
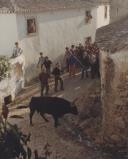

{"left": 0, "top": 0, "right": 109, "bottom": 13}
{"left": 96, "top": 15, "right": 128, "bottom": 53}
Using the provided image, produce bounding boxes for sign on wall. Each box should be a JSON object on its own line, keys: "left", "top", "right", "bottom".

{"left": 27, "top": 17, "right": 37, "bottom": 35}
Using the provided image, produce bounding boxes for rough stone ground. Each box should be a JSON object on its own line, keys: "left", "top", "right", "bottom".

{"left": 8, "top": 74, "right": 111, "bottom": 159}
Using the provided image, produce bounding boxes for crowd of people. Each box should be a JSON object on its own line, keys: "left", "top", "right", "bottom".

{"left": 38, "top": 40, "right": 100, "bottom": 96}
{"left": 64, "top": 41, "right": 100, "bottom": 79}
{"left": 37, "top": 52, "right": 64, "bottom": 96}
{"left": 11, "top": 40, "right": 100, "bottom": 97}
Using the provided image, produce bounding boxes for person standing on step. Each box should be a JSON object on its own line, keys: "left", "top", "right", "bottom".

{"left": 52, "top": 63, "right": 64, "bottom": 92}
{"left": 81, "top": 51, "right": 90, "bottom": 79}
{"left": 44, "top": 56, "right": 52, "bottom": 76}
{"left": 39, "top": 68, "right": 49, "bottom": 96}
{"left": 37, "top": 52, "right": 45, "bottom": 70}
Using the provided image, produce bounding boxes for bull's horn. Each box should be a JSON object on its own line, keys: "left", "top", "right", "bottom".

{"left": 72, "top": 98, "right": 78, "bottom": 104}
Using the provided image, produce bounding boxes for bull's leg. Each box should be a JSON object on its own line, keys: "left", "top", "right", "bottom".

{"left": 30, "top": 109, "right": 35, "bottom": 126}
{"left": 40, "top": 112, "right": 49, "bottom": 122}
{"left": 53, "top": 116, "right": 59, "bottom": 128}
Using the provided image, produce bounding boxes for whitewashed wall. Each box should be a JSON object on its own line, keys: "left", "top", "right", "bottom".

{"left": 38, "top": 8, "right": 97, "bottom": 60}
{"left": 16, "top": 15, "right": 40, "bottom": 82}
{"left": 96, "top": 5, "right": 110, "bottom": 29}
{"left": 16, "top": 7, "right": 97, "bottom": 82}
{"left": 0, "top": 14, "right": 18, "bottom": 56}
{"left": 0, "top": 54, "right": 25, "bottom": 105}
{"left": 100, "top": 50, "right": 128, "bottom": 142}
{"left": 0, "top": 6, "right": 111, "bottom": 82}
{"left": 110, "top": 0, "right": 128, "bottom": 22}
{"left": 0, "top": 7, "right": 98, "bottom": 82}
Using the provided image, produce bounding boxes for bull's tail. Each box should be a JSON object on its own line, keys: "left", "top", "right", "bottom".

{"left": 16, "top": 105, "right": 28, "bottom": 109}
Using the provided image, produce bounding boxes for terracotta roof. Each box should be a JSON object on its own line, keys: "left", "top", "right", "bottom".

{"left": 96, "top": 15, "right": 128, "bottom": 53}
{"left": 0, "top": 0, "right": 109, "bottom": 13}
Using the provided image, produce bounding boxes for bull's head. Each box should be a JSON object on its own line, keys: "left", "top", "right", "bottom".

{"left": 71, "top": 98, "right": 78, "bottom": 115}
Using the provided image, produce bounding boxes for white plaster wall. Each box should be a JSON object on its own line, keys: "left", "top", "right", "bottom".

{"left": 96, "top": 5, "right": 110, "bottom": 29}
{"left": 100, "top": 50, "right": 128, "bottom": 105}
{"left": 110, "top": 50, "right": 128, "bottom": 74}
{"left": 100, "top": 50, "right": 128, "bottom": 140}
{"left": 0, "top": 14, "right": 18, "bottom": 56}
{"left": 38, "top": 8, "right": 97, "bottom": 61}
{"left": 99, "top": 50, "right": 123, "bottom": 129}
{"left": 99, "top": 50, "right": 107, "bottom": 86}
{"left": 0, "top": 54, "right": 25, "bottom": 105}
{"left": 110, "top": 0, "right": 128, "bottom": 22}
{"left": 16, "top": 8, "right": 97, "bottom": 81}
{"left": 16, "top": 15, "right": 41, "bottom": 82}
{"left": 99, "top": 50, "right": 108, "bottom": 113}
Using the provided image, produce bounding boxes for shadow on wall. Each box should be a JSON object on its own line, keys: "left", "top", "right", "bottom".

{"left": 25, "top": 63, "right": 40, "bottom": 84}
{"left": 77, "top": 19, "right": 86, "bottom": 29}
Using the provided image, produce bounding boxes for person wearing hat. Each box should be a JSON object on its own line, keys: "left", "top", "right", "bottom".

{"left": 52, "top": 63, "right": 64, "bottom": 92}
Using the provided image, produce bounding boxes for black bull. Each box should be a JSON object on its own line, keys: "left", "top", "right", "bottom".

{"left": 28, "top": 97, "right": 78, "bottom": 127}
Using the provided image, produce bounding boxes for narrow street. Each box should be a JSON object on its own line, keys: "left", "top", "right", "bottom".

{"left": 0, "top": 1, "right": 128, "bottom": 159}
{"left": 8, "top": 74, "right": 102, "bottom": 159}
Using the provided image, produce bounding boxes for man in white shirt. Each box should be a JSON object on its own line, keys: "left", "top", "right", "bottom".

{"left": 12, "top": 42, "right": 23, "bottom": 58}
{"left": 37, "top": 52, "right": 45, "bottom": 70}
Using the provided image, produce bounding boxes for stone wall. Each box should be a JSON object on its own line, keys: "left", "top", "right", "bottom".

{"left": 100, "top": 50, "right": 128, "bottom": 146}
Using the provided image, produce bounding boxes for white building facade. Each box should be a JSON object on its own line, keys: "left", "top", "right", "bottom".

{"left": 0, "top": 54, "right": 25, "bottom": 105}
{"left": 110, "top": 0, "right": 128, "bottom": 22}
{"left": 96, "top": 16, "right": 128, "bottom": 145}
{"left": 0, "top": 0, "right": 110, "bottom": 82}
{"left": 0, "top": 0, "right": 109, "bottom": 82}
{"left": 16, "top": 8, "right": 98, "bottom": 82}
{"left": 96, "top": 4, "right": 110, "bottom": 28}
{"left": 0, "top": 0, "right": 110, "bottom": 105}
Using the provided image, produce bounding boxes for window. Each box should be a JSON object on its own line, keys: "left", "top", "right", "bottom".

{"left": 27, "top": 17, "right": 37, "bottom": 35}
{"left": 85, "top": 10, "right": 92, "bottom": 23}
{"left": 104, "top": 6, "right": 108, "bottom": 19}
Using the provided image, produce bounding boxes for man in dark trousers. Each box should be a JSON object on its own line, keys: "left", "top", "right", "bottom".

{"left": 39, "top": 68, "right": 49, "bottom": 96}
{"left": 81, "top": 51, "right": 90, "bottom": 79}
{"left": 52, "top": 63, "right": 64, "bottom": 92}
{"left": 64, "top": 47, "right": 70, "bottom": 72}
{"left": 44, "top": 56, "right": 52, "bottom": 76}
